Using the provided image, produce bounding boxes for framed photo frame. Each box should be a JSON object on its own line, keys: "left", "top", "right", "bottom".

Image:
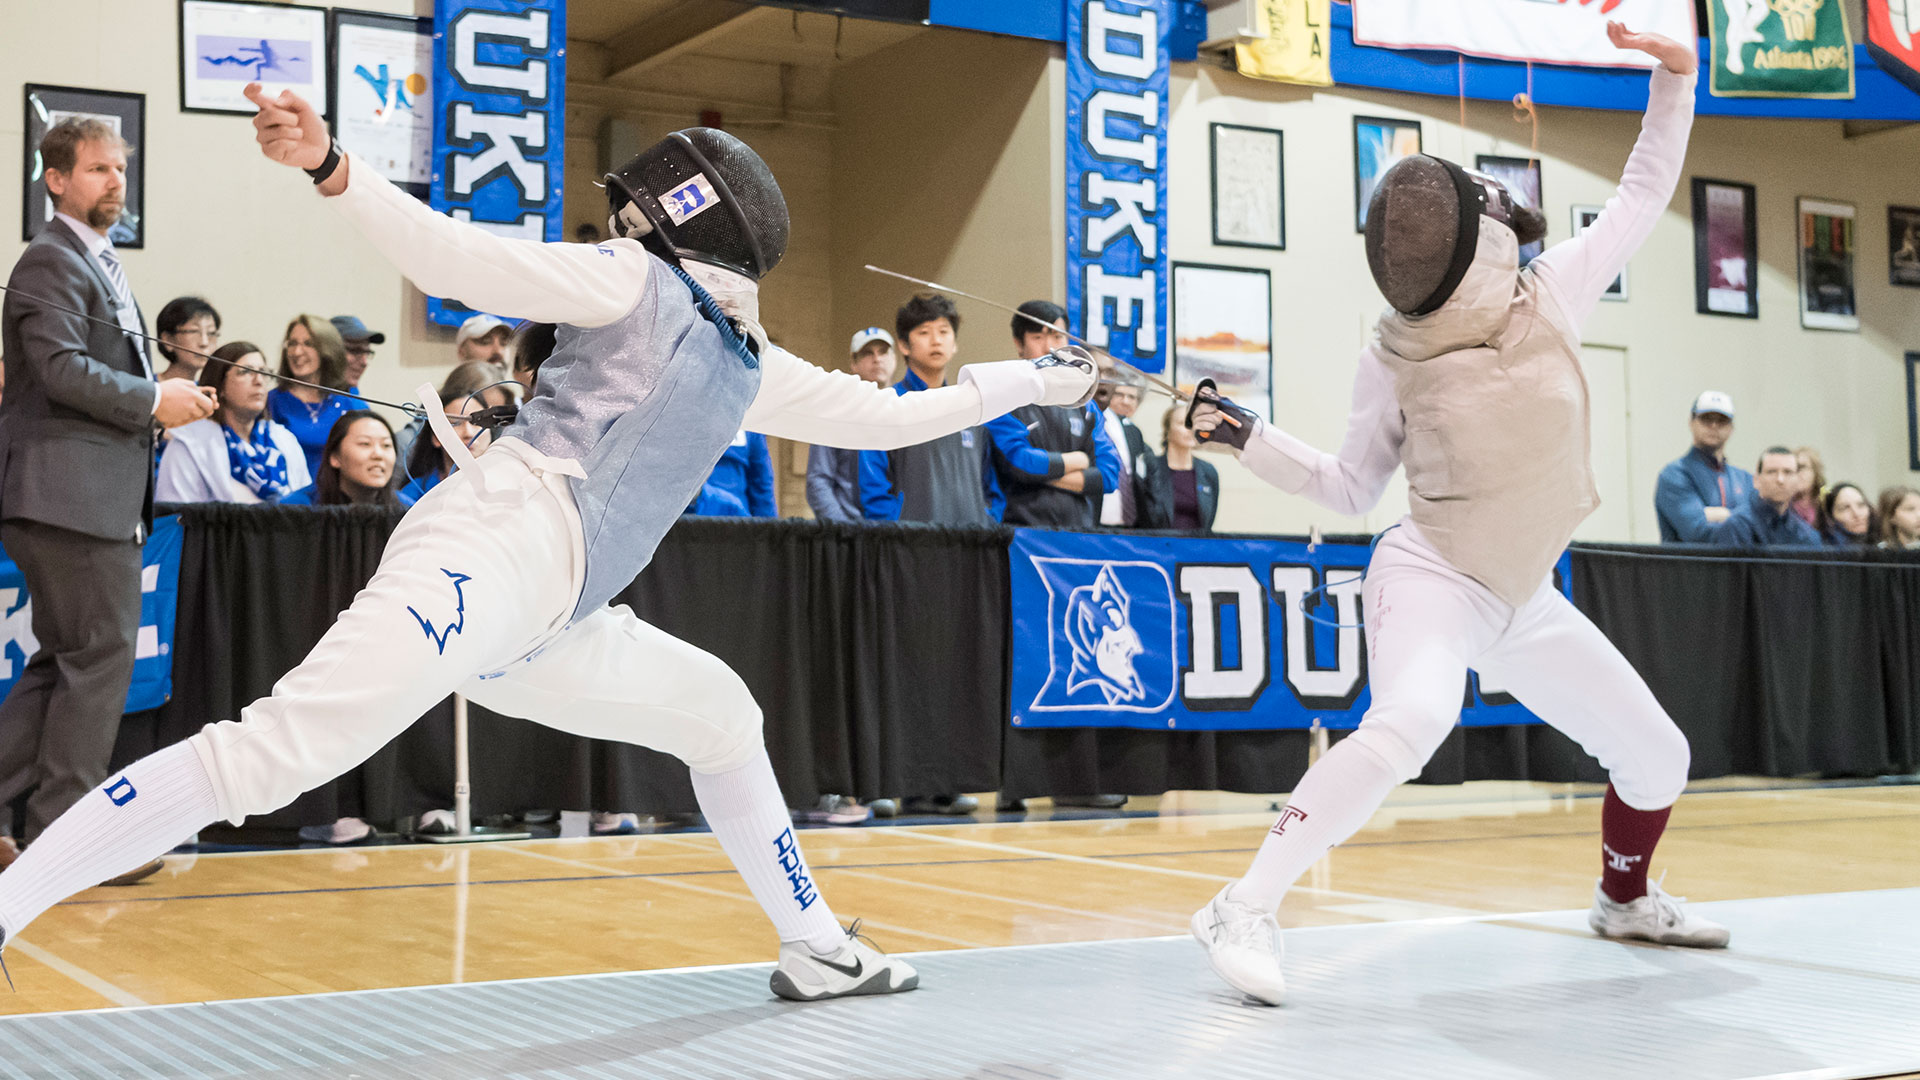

{"left": 1476, "top": 155, "right": 1544, "bottom": 265}
{"left": 1797, "top": 197, "right": 1858, "bottom": 332}
{"left": 1692, "top": 177, "right": 1758, "bottom": 319}
{"left": 180, "top": 0, "right": 329, "bottom": 116}
{"left": 1210, "top": 122, "right": 1284, "bottom": 251}
{"left": 328, "top": 8, "right": 433, "bottom": 197}
{"left": 1352, "top": 116, "right": 1421, "bottom": 233}
{"left": 1888, "top": 205, "right": 1920, "bottom": 289}
{"left": 1571, "top": 205, "right": 1627, "bottom": 300}
{"left": 1172, "top": 263, "right": 1273, "bottom": 423}
{"left": 22, "top": 85, "right": 146, "bottom": 248}
{"left": 1909, "top": 352, "right": 1920, "bottom": 472}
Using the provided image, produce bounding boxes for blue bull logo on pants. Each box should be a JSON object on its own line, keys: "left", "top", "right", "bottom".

{"left": 1029, "top": 557, "right": 1177, "bottom": 715}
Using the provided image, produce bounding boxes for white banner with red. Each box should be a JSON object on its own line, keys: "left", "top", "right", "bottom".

{"left": 1866, "top": 0, "right": 1920, "bottom": 95}
{"left": 1351, "top": 0, "right": 1699, "bottom": 69}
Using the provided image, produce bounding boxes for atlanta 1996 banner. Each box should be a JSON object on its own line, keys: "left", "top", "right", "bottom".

{"left": 1009, "top": 528, "right": 1569, "bottom": 732}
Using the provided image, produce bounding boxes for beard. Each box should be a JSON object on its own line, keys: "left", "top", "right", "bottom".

{"left": 85, "top": 197, "right": 124, "bottom": 230}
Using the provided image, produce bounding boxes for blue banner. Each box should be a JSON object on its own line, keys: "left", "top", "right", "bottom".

{"left": 428, "top": 0, "right": 566, "bottom": 328}
{"left": 0, "top": 516, "right": 182, "bottom": 714}
{"left": 1066, "top": 0, "right": 1170, "bottom": 374}
{"left": 1009, "top": 529, "right": 1569, "bottom": 731}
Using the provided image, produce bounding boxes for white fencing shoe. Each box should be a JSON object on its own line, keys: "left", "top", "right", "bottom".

{"left": 770, "top": 920, "right": 919, "bottom": 1002}
{"left": 1588, "top": 875, "right": 1731, "bottom": 948}
{"left": 1190, "top": 883, "right": 1286, "bottom": 1005}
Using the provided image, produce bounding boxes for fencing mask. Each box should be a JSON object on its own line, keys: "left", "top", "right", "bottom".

{"left": 605, "top": 128, "right": 790, "bottom": 282}
{"left": 1363, "top": 154, "right": 1545, "bottom": 316}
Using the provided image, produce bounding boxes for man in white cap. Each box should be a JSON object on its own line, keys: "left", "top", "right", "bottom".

{"left": 455, "top": 313, "right": 511, "bottom": 364}
{"left": 1654, "top": 390, "right": 1752, "bottom": 542}
{"left": 805, "top": 327, "right": 896, "bottom": 522}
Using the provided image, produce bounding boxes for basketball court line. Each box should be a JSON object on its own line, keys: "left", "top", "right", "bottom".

{"left": 4, "top": 938, "right": 148, "bottom": 1008}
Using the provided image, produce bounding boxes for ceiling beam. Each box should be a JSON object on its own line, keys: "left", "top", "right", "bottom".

{"left": 603, "top": 0, "right": 757, "bottom": 82}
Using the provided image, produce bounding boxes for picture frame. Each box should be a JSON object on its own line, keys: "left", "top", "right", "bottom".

{"left": 1571, "top": 205, "right": 1627, "bottom": 300}
{"left": 1796, "top": 197, "right": 1858, "bottom": 332}
{"left": 1909, "top": 351, "right": 1920, "bottom": 472}
{"left": 180, "top": 0, "right": 329, "bottom": 116}
{"left": 1889, "top": 205, "right": 1920, "bottom": 289}
{"left": 1352, "top": 116, "right": 1421, "bottom": 233}
{"left": 22, "top": 85, "right": 146, "bottom": 248}
{"left": 1210, "top": 122, "right": 1284, "bottom": 251}
{"left": 328, "top": 8, "right": 433, "bottom": 197}
{"left": 1692, "top": 177, "right": 1759, "bottom": 319}
{"left": 1476, "top": 154, "right": 1544, "bottom": 265}
{"left": 1172, "top": 263, "right": 1274, "bottom": 423}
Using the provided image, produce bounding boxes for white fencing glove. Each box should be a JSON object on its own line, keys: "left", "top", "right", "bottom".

{"left": 1031, "top": 344, "right": 1098, "bottom": 408}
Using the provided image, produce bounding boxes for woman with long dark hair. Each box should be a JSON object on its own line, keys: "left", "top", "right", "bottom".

{"left": 1820, "top": 482, "right": 1876, "bottom": 547}
{"left": 399, "top": 360, "right": 514, "bottom": 502}
{"left": 155, "top": 341, "right": 310, "bottom": 503}
{"left": 282, "top": 410, "right": 413, "bottom": 507}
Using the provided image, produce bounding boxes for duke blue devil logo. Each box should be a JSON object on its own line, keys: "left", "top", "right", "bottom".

{"left": 662, "top": 175, "right": 719, "bottom": 225}
{"left": 1029, "top": 558, "right": 1176, "bottom": 713}
{"left": 407, "top": 569, "right": 472, "bottom": 655}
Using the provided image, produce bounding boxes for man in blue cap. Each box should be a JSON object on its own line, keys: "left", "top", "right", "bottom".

{"left": 329, "top": 314, "right": 385, "bottom": 396}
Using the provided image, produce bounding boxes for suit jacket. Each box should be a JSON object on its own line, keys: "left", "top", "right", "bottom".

{"left": 0, "top": 219, "right": 156, "bottom": 539}
{"left": 1138, "top": 453, "right": 1220, "bottom": 533}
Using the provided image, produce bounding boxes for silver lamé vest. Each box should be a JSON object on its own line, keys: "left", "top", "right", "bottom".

{"left": 506, "top": 254, "right": 763, "bottom": 621}
{"left": 1373, "top": 225, "right": 1597, "bottom": 609}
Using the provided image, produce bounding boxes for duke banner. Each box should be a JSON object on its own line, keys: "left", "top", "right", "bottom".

{"left": 1866, "top": 0, "right": 1920, "bottom": 96}
{"left": 1709, "top": 0, "right": 1855, "bottom": 98}
{"left": 0, "top": 515, "right": 182, "bottom": 713}
{"left": 428, "top": 0, "right": 567, "bottom": 327}
{"left": 1008, "top": 529, "right": 1567, "bottom": 732}
{"left": 1067, "top": 0, "right": 1170, "bottom": 374}
{"left": 1350, "top": 0, "right": 1695, "bottom": 69}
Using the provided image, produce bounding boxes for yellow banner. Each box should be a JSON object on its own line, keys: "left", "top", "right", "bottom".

{"left": 1234, "top": 0, "right": 1334, "bottom": 87}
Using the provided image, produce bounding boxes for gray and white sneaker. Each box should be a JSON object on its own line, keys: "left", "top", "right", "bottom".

{"left": 1190, "top": 883, "right": 1285, "bottom": 1005}
{"left": 770, "top": 921, "right": 919, "bottom": 1002}
{"left": 1588, "top": 875, "right": 1730, "bottom": 948}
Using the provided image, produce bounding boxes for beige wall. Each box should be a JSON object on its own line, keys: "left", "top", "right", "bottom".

{"left": 2, "top": 0, "right": 461, "bottom": 428}
{"left": 1163, "top": 64, "right": 1920, "bottom": 540}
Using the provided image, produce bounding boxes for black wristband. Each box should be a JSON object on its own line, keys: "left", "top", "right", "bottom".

{"left": 305, "top": 139, "right": 343, "bottom": 185}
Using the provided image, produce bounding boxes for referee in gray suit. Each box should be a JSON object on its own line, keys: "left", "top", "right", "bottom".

{"left": 0, "top": 119, "right": 214, "bottom": 878}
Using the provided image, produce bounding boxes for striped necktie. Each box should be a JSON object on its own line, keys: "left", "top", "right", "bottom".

{"left": 96, "top": 247, "right": 152, "bottom": 378}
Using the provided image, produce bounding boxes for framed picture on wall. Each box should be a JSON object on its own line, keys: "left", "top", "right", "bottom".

{"left": 1210, "top": 123, "right": 1284, "bottom": 250}
{"left": 1172, "top": 263, "right": 1273, "bottom": 422}
{"left": 1570, "top": 205, "right": 1627, "bottom": 300}
{"left": 1889, "top": 205, "right": 1920, "bottom": 288}
{"left": 1908, "top": 351, "right": 1920, "bottom": 472}
{"left": 1352, "top": 116, "right": 1421, "bottom": 233}
{"left": 180, "top": 0, "right": 329, "bottom": 116}
{"left": 1476, "top": 155, "right": 1544, "bottom": 265}
{"left": 1692, "top": 177, "right": 1758, "bottom": 318}
{"left": 328, "top": 9, "right": 433, "bottom": 197}
{"left": 1797, "top": 197, "right": 1858, "bottom": 332}
{"left": 21, "top": 85, "right": 146, "bottom": 248}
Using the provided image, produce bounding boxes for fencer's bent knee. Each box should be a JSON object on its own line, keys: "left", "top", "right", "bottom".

{"left": 1612, "top": 718, "right": 1691, "bottom": 811}
{"left": 1344, "top": 720, "right": 1441, "bottom": 784}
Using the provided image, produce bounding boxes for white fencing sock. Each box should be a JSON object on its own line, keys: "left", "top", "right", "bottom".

{"left": 1230, "top": 737, "right": 1402, "bottom": 912}
{"left": 690, "top": 747, "right": 844, "bottom": 956}
{"left": 0, "top": 740, "right": 218, "bottom": 943}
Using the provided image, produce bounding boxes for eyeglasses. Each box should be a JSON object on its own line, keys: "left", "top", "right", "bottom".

{"left": 345, "top": 346, "right": 375, "bottom": 358}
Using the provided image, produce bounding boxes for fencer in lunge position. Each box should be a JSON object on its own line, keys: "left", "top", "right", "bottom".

{"left": 1186, "top": 24, "right": 1727, "bottom": 1006}
{"left": 0, "top": 83, "right": 1096, "bottom": 1002}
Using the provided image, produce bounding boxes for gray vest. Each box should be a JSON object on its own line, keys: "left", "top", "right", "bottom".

{"left": 892, "top": 428, "right": 995, "bottom": 526}
{"left": 507, "top": 256, "right": 763, "bottom": 621}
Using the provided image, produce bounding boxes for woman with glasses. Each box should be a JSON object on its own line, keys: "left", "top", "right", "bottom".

{"left": 265, "top": 314, "right": 359, "bottom": 479}
{"left": 153, "top": 297, "right": 221, "bottom": 382}
{"left": 155, "top": 341, "right": 309, "bottom": 503}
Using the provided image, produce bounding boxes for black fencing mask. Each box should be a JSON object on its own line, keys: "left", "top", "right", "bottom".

{"left": 1364, "top": 154, "right": 1534, "bottom": 316}
{"left": 605, "top": 128, "right": 790, "bottom": 282}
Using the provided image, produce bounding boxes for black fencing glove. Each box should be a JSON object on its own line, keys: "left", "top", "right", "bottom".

{"left": 1185, "top": 378, "right": 1257, "bottom": 450}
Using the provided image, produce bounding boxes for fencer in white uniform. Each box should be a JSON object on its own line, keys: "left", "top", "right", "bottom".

{"left": 1186, "top": 24, "right": 1729, "bottom": 1006}
{"left": 0, "top": 84, "right": 1096, "bottom": 1003}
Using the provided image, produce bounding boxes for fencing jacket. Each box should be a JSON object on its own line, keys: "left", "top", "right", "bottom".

{"left": 1233, "top": 67, "right": 1695, "bottom": 608}
{"left": 321, "top": 155, "right": 1053, "bottom": 620}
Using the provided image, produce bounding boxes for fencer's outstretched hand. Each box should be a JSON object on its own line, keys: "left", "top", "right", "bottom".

{"left": 1186, "top": 379, "right": 1257, "bottom": 452}
{"left": 1607, "top": 20, "right": 1697, "bottom": 75}
{"left": 1031, "top": 345, "right": 1099, "bottom": 409}
{"left": 244, "top": 83, "right": 331, "bottom": 171}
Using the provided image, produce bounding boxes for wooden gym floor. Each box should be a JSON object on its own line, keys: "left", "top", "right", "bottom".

{"left": 2, "top": 777, "right": 1916, "bottom": 1020}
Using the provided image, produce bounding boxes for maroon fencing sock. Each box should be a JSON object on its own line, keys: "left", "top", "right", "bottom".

{"left": 1600, "top": 784, "right": 1673, "bottom": 904}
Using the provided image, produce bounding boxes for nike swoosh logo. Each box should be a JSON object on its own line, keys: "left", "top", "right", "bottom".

{"left": 816, "top": 954, "right": 864, "bottom": 979}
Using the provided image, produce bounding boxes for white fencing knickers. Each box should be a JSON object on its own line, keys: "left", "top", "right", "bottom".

{"left": 188, "top": 437, "right": 765, "bottom": 825}
{"left": 1346, "top": 523, "right": 1691, "bottom": 810}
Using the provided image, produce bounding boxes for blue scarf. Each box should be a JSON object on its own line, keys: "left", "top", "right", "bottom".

{"left": 221, "top": 418, "right": 292, "bottom": 502}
